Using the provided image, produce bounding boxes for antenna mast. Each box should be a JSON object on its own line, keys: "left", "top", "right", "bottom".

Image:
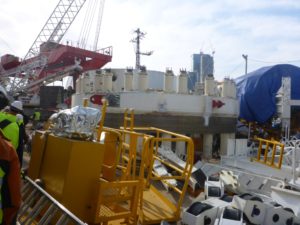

{"left": 131, "top": 28, "right": 153, "bottom": 69}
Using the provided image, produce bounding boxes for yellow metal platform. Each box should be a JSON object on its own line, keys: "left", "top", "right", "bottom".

{"left": 139, "top": 185, "right": 178, "bottom": 224}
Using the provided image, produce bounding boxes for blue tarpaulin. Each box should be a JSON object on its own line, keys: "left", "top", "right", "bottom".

{"left": 235, "top": 64, "right": 300, "bottom": 123}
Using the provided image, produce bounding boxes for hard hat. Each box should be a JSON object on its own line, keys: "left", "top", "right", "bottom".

{"left": 16, "top": 114, "right": 24, "bottom": 123}
{"left": 10, "top": 100, "right": 23, "bottom": 113}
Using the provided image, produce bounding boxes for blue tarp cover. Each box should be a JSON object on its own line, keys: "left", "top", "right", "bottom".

{"left": 235, "top": 64, "right": 300, "bottom": 123}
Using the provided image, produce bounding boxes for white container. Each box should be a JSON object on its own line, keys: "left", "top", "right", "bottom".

{"left": 221, "top": 78, "right": 230, "bottom": 98}
{"left": 94, "top": 73, "right": 103, "bottom": 92}
{"left": 124, "top": 70, "right": 134, "bottom": 91}
{"left": 205, "top": 75, "right": 217, "bottom": 96}
{"left": 82, "top": 74, "right": 91, "bottom": 93}
{"left": 178, "top": 70, "right": 188, "bottom": 94}
{"left": 164, "top": 69, "right": 174, "bottom": 93}
{"left": 138, "top": 70, "right": 148, "bottom": 91}
{"left": 103, "top": 70, "right": 113, "bottom": 91}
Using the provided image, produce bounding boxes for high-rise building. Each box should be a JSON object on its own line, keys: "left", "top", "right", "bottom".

{"left": 191, "top": 52, "right": 214, "bottom": 83}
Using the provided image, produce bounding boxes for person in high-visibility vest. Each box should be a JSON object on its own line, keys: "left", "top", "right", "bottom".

{"left": 0, "top": 130, "right": 21, "bottom": 225}
{"left": 0, "top": 101, "right": 27, "bottom": 166}
{"left": 32, "top": 110, "right": 41, "bottom": 129}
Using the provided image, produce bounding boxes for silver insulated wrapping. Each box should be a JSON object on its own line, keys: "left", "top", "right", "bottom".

{"left": 49, "top": 106, "right": 101, "bottom": 139}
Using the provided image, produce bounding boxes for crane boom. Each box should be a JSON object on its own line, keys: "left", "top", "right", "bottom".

{"left": 0, "top": 0, "right": 112, "bottom": 98}
{"left": 25, "top": 0, "right": 87, "bottom": 60}
{"left": 9, "top": 0, "right": 87, "bottom": 93}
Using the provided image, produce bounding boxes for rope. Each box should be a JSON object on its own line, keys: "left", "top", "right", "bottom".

{"left": 78, "top": 0, "right": 98, "bottom": 49}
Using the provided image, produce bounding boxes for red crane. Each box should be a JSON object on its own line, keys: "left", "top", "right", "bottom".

{"left": 0, "top": 0, "right": 112, "bottom": 96}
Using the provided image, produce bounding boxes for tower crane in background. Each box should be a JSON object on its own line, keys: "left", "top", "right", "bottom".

{"left": 0, "top": 0, "right": 111, "bottom": 98}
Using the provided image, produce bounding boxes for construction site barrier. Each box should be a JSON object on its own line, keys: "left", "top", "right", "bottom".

{"left": 254, "top": 137, "right": 284, "bottom": 169}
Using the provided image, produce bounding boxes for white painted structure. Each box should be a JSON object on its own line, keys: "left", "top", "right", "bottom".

{"left": 164, "top": 69, "right": 174, "bottom": 93}
{"left": 177, "top": 70, "right": 188, "bottom": 94}
{"left": 94, "top": 71, "right": 103, "bottom": 92}
{"left": 205, "top": 75, "right": 218, "bottom": 96}
{"left": 278, "top": 77, "right": 300, "bottom": 135}
{"left": 221, "top": 78, "right": 236, "bottom": 98}
{"left": 120, "top": 92, "right": 238, "bottom": 116}
{"left": 137, "top": 69, "right": 148, "bottom": 91}
{"left": 124, "top": 69, "right": 134, "bottom": 91}
{"left": 103, "top": 70, "right": 113, "bottom": 91}
{"left": 71, "top": 68, "right": 239, "bottom": 160}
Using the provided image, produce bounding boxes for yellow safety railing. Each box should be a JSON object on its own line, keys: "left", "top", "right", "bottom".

{"left": 130, "top": 127, "right": 194, "bottom": 224}
{"left": 123, "top": 108, "right": 134, "bottom": 131}
{"left": 91, "top": 133, "right": 153, "bottom": 225}
{"left": 254, "top": 137, "right": 285, "bottom": 169}
{"left": 96, "top": 99, "right": 108, "bottom": 142}
{"left": 120, "top": 109, "right": 195, "bottom": 224}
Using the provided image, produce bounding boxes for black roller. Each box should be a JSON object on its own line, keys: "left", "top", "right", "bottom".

{"left": 250, "top": 196, "right": 263, "bottom": 202}
{"left": 223, "top": 207, "right": 242, "bottom": 221}
{"left": 220, "top": 194, "right": 233, "bottom": 203}
{"left": 283, "top": 207, "right": 294, "bottom": 215}
{"left": 239, "top": 193, "right": 252, "bottom": 200}
{"left": 208, "top": 186, "right": 221, "bottom": 197}
{"left": 208, "top": 175, "right": 219, "bottom": 181}
{"left": 186, "top": 202, "right": 213, "bottom": 216}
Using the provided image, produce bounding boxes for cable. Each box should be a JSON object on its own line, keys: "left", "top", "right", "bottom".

{"left": 78, "top": 1, "right": 92, "bottom": 47}
{"left": 0, "top": 36, "right": 16, "bottom": 55}
{"left": 228, "top": 62, "right": 243, "bottom": 74}
{"left": 78, "top": 0, "right": 98, "bottom": 49}
{"left": 83, "top": 0, "right": 97, "bottom": 48}
{"left": 93, "top": 0, "right": 105, "bottom": 51}
{"left": 78, "top": 0, "right": 95, "bottom": 48}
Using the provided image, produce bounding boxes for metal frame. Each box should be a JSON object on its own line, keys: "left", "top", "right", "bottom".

{"left": 254, "top": 137, "right": 284, "bottom": 169}
{"left": 18, "top": 176, "right": 87, "bottom": 225}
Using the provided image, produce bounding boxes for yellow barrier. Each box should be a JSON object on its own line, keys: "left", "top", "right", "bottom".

{"left": 123, "top": 108, "right": 134, "bottom": 131}
{"left": 91, "top": 134, "right": 153, "bottom": 225}
{"left": 96, "top": 99, "right": 108, "bottom": 142}
{"left": 120, "top": 110, "right": 194, "bottom": 224}
{"left": 131, "top": 127, "right": 194, "bottom": 224}
{"left": 254, "top": 137, "right": 284, "bottom": 169}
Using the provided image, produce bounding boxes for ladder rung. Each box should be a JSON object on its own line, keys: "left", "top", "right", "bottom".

{"left": 37, "top": 204, "right": 58, "bottom": 225}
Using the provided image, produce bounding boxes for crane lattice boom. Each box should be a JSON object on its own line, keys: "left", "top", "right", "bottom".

{"left": 0, "top": 0, "right": 112, "bottom": 97}
{"left": 25, "top": 0, "right": 87, "bottom": 60}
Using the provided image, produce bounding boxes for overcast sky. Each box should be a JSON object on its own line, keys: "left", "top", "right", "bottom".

{"left": 1, "top": 0, "right": 300, "bottom": 81}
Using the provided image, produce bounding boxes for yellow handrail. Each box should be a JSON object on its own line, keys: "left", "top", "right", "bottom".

{"left": 123, "top": 108, "right": 134, "bottom": 131}
{"left": 96, "top": 99, "right": 108, "bottom": 142}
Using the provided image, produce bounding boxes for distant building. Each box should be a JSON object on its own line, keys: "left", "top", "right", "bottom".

{"left": 190, "top": 52, "right": 214, "bottom": 87}
{"left": 188, "top": 71, "right": 197, "bottom": 91}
